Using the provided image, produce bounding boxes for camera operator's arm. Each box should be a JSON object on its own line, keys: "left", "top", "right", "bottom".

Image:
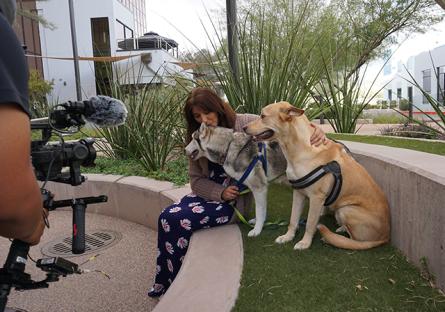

{"left": 0, "top": 104, "right": 46, "bottom": 245}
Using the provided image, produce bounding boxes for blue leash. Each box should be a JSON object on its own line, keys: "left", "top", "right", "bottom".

{"left": 235, "top": 142, "right": 268, "bottom": 191}
{"left": 230, "top": 142, "right": 308, "bottom": 229}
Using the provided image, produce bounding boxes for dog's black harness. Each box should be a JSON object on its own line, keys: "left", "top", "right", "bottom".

{"left": 289, "top": 161, "right": 342, "bottom": 206}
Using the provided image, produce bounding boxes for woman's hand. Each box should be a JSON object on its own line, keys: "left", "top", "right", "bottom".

{"left": 310, "top": 123, "right": 328, "bottom": 147}
{"left": 222, "top": 186, "right": 239, "bottom": 202}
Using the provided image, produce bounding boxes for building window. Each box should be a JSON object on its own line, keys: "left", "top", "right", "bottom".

{"left": 438, "top": 66, "right": 445, "bottom": 106}
{"left": 422, "top": 69, "right": 431, "bottom": 104}
{"left": 388, "top": 89, "right": 392, "bottom": 101}
{"left": 397, "top": 88, "right": 402, "bottom": 100}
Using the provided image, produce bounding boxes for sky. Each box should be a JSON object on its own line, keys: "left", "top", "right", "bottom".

{"left": 145, "top": 0, "right": 226, "bottom": 53}
{"left": 386, "top": 19, "right": 445, "bottom": 64}
{"left": 363, "top": 18, "right": 445, "bottom": 88}
{"left": 145, "top": 1, "right": 445, "bottom": 61}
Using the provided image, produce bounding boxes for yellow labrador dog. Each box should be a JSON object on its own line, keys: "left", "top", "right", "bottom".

{"left": 244, "top": 101, "right": 390, "bottom": 250}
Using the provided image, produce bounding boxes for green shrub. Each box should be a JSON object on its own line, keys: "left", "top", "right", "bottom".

{"left": 83, "top": 155, "right": 189, "bottom": 186}
{"left": 28, "top": 70, "right": 54, "bottom": 118}
{"left": 398, "top": 99, "right": 410, "bottom": 111}
{"left": 379, "top": 124, "right": 440, "bottom": 139}
{"left": 372, "top": 114, "right": 407, "bottom": 124}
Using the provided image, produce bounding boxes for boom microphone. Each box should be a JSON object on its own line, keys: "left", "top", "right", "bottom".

{"left": 31, "top": 95, "right": 128, "bottom": 130}
{"left": 59, "top": 95, "right": 128, "bottom": 127}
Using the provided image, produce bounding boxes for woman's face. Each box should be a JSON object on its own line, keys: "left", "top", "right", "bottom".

{"left": 192, "top": 106, "right": 219, "bottom": 127}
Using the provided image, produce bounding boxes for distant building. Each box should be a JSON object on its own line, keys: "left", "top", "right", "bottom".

{"left": 114, "top": 31, "right": 191, "bottom": 86}
{"left": 13, "top": 0, "right": 190, "bottom": 103}
{"left": 383, "top": 44, "right": 445, "bottom": 111}
{"left": 116, "top": 0, "right": 146, "bottom": 37}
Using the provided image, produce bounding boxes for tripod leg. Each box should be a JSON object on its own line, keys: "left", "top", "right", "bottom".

{"left": 0, "top": 240, "right": 30, "bottom": 312}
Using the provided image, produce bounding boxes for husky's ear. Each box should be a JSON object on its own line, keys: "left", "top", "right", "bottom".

{"left": 199, "top": 122, "right": 211, "bottom": 137}
{"left": 279, "top": 106, "right": 304, "bottom": 121}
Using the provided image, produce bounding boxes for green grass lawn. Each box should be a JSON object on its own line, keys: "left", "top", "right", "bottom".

{"left": 234, "top": 184, "right": 445, "bottom": 312}
{"left": 82, "top": 156, "right": 189, "bottom": 186}
{"left": 78, "top": 132, "right": 445, "bottom": 311}
{"left": 328, "top": 133, "right": 445, "bottom": 156}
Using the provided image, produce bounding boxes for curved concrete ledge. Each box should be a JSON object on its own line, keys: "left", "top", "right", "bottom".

{"left": 153, "top": 225, "right": 243, "bottom": 312}
{"left": 341, "top": 141, "right": 445, "bottom": 291}
{"left": 44, "top": 175, "right": 244, "bottom": 312}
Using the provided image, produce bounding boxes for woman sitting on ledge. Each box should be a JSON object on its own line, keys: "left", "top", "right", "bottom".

{"left": 147, "top": 87, "right": 327, "bottom": 297}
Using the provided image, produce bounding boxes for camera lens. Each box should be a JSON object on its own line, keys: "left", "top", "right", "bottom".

{"left": 72, "top": 144, "right": 89, "bottom": 160}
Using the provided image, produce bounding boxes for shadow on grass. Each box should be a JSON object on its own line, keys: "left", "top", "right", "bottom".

{"left": 234, "top": 184, "right": 445, "bottom": 312}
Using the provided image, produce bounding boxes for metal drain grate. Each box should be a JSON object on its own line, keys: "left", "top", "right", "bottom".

{"left": 41, "top": 230, "right": 122, "bottom": 257}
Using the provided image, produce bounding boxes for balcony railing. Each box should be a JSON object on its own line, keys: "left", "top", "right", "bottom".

{"left": 116, "top": 37, "right": 178, "bottom": 58}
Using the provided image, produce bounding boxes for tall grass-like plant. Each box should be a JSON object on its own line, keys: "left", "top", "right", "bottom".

{"left": 94, "top": 60, "right": 188, "bottom": 171}
{"left": 316, "top": 38, "right": 390, "bottom": 133}
{"left": 198, "top": 0, "right": 329, "bottom": 116}
{"left": 127, "top": 85, "right": 188, "bottom": 171}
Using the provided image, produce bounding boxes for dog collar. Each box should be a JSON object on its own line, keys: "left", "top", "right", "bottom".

{"left": 288, "top": 161, "right": 342, "bottom": 206}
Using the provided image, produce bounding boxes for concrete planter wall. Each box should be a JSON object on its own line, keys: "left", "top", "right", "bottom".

{"left": 43, "top": 175, "right": 191, "bottom": 231}
{"left": 344, "top": 141, "right": 445, "bottom": 291}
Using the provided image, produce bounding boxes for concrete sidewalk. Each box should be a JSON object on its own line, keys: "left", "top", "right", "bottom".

{"left": 0, "top": 211, "right": 159, "bottom": 312}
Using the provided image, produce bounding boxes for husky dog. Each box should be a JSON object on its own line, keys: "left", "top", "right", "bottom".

{"left": 185, "top": 123, "right": 287, "bottom": 237}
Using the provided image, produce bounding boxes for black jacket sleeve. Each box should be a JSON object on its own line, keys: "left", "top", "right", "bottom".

{"left": 0, "top": 12, "right": 30, "bottom": 117}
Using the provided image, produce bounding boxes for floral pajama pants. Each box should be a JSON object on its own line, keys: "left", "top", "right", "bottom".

{"left": 148, "top": 162, "right": 234, "bottom": 297}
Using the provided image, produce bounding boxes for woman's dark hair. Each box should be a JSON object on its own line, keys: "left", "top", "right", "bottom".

{"left": 184, "top": 87, "right": 236, "bottom": 143}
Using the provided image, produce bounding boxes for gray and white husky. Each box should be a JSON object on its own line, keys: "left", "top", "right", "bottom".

{"left": 185, "top": 123, "right": 287, "bottom": 237}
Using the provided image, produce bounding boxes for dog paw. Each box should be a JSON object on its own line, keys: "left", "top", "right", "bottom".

{"left": 248, "top": 228, "right": 261, "bottom": 237}
{"left": 293, "top": 240, "right": 311, "bottom": 250}
{"left": 275, "top": 234, "right": 293, "bottom": 244}
{"left": 248, "top": 218, "right": 256, "bottom": 225}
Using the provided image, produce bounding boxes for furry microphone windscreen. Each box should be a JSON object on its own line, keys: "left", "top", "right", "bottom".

{"left": 86, "top": 95, "right": 128, "bottom": 127}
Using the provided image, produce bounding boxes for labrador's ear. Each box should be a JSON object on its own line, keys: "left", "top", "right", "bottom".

{"left": 288, "top": 107, "right": 305, "bottom": 116}
{"left": 279, "top": 107, "right": 304, "bottom": 121}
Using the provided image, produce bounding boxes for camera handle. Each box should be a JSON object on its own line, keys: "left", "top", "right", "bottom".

{"left": 0, "top": 192, "right": 108, "bottom": 312}
{"left": 48, "top": 195, "right": 108, "bottom": 254}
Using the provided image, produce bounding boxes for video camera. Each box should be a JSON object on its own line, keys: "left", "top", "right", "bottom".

{"left": 0, "top": 96, "right": 127, "bottom": 312}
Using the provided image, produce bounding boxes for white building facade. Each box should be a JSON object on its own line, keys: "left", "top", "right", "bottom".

{"left": 37, "top": 0, "right": 190, "bottom": 103}
{"left": 383, "top": 44, "right": 445, "bottom": 111}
